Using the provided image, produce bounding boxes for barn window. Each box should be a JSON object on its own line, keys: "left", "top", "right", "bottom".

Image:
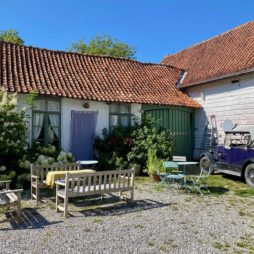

{"left": 32, "top": 97, "right": 61, "bottom": 147}
{"left": 109, "top": 103, "right": 131, "bottom": 131}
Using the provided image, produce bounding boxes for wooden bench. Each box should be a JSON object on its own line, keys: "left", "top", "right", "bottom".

{"left": 31, "top": 162, "right": 80, "bottom": 203}
{"left": 56, "top": 169, "right": 135, "bottom": 218}
{"left": 0, "top": 180, "right": 22, "bottom": 221}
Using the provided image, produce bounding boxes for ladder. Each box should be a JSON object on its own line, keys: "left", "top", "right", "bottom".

{"left": 201, "top": 115, "right": 218, "bottom": 153}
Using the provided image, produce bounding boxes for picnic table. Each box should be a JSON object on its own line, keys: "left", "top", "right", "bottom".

{"left": 45, "top": 169, "right": 96, "bottom": 188}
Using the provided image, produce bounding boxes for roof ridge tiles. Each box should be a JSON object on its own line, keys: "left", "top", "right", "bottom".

{"left": 0, "top": 40, "right": 183, "bottom": 71}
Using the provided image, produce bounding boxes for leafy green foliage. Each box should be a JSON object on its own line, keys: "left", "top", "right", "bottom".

{"left": 95, "top": 116, "right": 174, "bottom": 172}
{"left": 0, "top": 90, "right": 75, "bottom": 187}
{"left": 146, "top": 148, "right": 165, "bottom": 180}
{"left": 26, "top": 90, "right": 38, "bottom": 106}
{"left": 16, "top": 143, "right": 75, "bottom": 187}
{"left": 70, "top": 34, "right": 136, "bottom": 59}
{"left": 94, "top": 127, "right": 132, "bottom": 170}
{"left": 0, "top": 90, "right": 28, "bottom": 161}
{"left": 0, "top": 89, "right": 28, "bottom": 184}
{"left": 128, "top": 116, "right": 174, "bottom": 167}
{"left": 0, "top": 29, "right": 24, "bottom": 45}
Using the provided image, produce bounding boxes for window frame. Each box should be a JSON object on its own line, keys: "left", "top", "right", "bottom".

{"left": 109, "top": 103, "right": 132, "bottom": 132}
{"left": 32, "top": 96, "right": 61, "bottom": 147}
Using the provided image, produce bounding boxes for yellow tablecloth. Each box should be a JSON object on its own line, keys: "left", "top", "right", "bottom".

{"left": 46, "top": 169, "right": 96, "bottom": 188}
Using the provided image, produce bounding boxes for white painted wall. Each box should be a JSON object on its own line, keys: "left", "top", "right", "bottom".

{"left": 61, "top": 99, "right": 141, "bottom": 151}
{"left": 17, "top": 94, "right": 142, "bottom": 152}
{"left": 187, "top": 72, "right": 254, "bottom": 159}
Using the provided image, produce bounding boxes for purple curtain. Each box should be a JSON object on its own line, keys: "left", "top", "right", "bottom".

{"left": 70, "top": 111, "right": 98, "bottom": 160}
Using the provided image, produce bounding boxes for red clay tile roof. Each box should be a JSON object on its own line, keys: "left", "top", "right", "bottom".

{"left": 162, "top": 21, "right": 254, "bottom": 88}
{"left": 0, "top": 41, "right": 200, "bottom": 108}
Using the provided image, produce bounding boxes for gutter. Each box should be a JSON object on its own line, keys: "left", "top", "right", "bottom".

{"left": 179, "top": 68, "right": 254, "bottom": 89}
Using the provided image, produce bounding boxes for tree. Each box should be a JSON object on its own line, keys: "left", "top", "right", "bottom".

{"left": 0, "top": 29, "right": 24, "bottom": 45}
{"left": 70, "top": 34, "right": 136, "bottom": 59}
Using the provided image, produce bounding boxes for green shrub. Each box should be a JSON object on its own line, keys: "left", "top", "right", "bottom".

{"left": 146, "top": 148, "right": 164, "bottom": 179}
{"left": 128, "top": 116, "right": 174, "bottom": 167}
{"left": 94, "top": 127, "right": 132, "bottom": 170}
{"left": 95, "top": 116, "right": 174, "bottom": 172}
{"left": 16, "top": 143, "right": 75, "bottom": 187}
{"left": 0, "top": 89, "right": 28, "bottom": 185}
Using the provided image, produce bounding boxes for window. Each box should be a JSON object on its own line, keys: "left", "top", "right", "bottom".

{"left": 109, "top": 103, "right": 131, "bottom": 131}
{"left": 32, "top": 97, "right": 61, "bottom": 147}
{"left": 224, "top": 132, "right": 252, "bottom": 148}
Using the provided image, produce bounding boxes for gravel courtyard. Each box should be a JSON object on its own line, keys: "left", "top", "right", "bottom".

{"left": 0, "top": 176, "right": 254, "bottom": 254}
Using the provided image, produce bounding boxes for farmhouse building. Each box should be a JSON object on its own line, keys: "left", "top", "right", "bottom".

{"left": 162, "top": 20, "right": 254, "bottom": 159}
{"left": 1, "top": 20, "right": 254, "bottom": 160}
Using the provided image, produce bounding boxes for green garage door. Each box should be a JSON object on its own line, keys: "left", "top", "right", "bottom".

{"left": 142, "top": 105, "right": 194, "bottom": 160}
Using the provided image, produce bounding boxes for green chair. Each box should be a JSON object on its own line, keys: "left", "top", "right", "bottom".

{"left": 189, "top": 166, "right": 212, "bottom": 195}
{"left": 155, "top": 160, "right": 168, "bottom": 184}
{"left": 158, "top": 161, "right": 186, "bottom": 191}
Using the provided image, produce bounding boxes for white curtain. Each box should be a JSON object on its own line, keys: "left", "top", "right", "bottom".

{"left": 49, "top": 114, "right": 59, "bottom": 138}
{"left": 33, "top": 113, "right": 44, "bottom": 140}
{"left": 110, "top": 115, "right": 118, "bottom": 126}
{"left": 48, "top": 127, "right": 55, "bottom": 143}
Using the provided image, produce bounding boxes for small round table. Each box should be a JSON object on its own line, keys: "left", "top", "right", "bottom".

{"left": 176, "top": 161, "right": 199, "bottom": 166}
{"left": 176, "top": 161, "right": 199, "bottom": 173}
{"left": 78, "top": 160, "right": 98, "bottom": 169}
{"left": 175, "top": 161, "right": 199, "bottom": 192}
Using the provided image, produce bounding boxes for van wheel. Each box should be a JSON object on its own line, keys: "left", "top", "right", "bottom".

{"left": 244, "top": 163, "right": 254, "bottom": 188}
{"left": 199, "top": 156, "right": 213, "bottom": 174}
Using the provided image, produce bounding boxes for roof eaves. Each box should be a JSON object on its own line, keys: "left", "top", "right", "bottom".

{"left": 179, "top": 68, "right": 254, "bottom": 89}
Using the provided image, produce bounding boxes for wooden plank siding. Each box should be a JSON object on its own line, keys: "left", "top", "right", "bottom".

{"left": 187, "top": 72, "right": 254, "bottom": 159}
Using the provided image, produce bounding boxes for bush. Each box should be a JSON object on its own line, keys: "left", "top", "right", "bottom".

{"left": 16, "top": 143, "right": 75, "bottom": 187}
{"left": 94, "top": 127, "right": 132, "bottom": 170}
{"left": 0, "top": 89, "right": 28, "bottom": 161}
{"left": 0, "top": 89, "right": 28, "bottom": 184}
{"left": 0, "top": 89, "right": 76, "bottom": 188}
{"left": 94, "top": 116, "right": 174, "bottom": 173}
{"left": 128, "top": 116, "right": 174, "bottom": 167}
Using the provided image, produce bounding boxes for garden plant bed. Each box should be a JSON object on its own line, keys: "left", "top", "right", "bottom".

{"left": 0, "top": 175, "right": 254, "bottom": 254}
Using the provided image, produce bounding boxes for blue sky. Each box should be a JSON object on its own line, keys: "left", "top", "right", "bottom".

{"left": 0, "top": 0, "right": 253, "bottom": 63}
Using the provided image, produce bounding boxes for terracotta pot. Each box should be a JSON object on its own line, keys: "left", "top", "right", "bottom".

{"left": 151, "top": 172, "right": 160, "bottom": 182}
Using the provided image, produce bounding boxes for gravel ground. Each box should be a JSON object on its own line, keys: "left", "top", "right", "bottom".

{"left": 0, "top": 179, "right": 254, "bottom": 254}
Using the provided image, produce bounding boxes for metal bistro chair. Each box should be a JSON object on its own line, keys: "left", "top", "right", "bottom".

{"left": 155, "top": 160, "right": 167, "bottom": 184}
{"left": 189, "top": 165, "right": 212, "bottom": 195}
{"left": 162, "top": 161, "right": 186, "bottom": 190}
{"left": 172, "top": 156, "right": 187, "bottom": 174}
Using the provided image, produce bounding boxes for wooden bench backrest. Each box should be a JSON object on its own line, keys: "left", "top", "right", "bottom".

{"left": 65, "top": 169, "right": 134, "bottom": 195}
{"left": 31, "top": 163, "right": 80, "bottom": 182}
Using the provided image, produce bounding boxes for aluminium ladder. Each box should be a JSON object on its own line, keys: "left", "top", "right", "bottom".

{"left": 201, "top": 115, "right": 218, "bottom": 153}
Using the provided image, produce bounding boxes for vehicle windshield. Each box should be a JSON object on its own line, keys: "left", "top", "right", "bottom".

{"left": 224, "top": 132, "right": 252, "bottom": 148}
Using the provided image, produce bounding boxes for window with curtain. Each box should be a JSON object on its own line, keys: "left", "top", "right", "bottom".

{"left": 109, "top": 103, "right": 131, "bottom": 131}
{"left": 32, "top": 97, "right": 61, "bottom": 147}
